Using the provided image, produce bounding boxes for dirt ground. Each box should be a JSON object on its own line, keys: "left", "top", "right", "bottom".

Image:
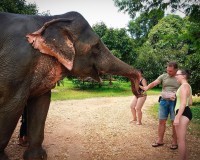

{"left": 6, "top": 95, "right": 200, "bottom": 160}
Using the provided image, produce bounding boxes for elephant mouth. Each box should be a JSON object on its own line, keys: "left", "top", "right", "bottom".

{"left": 72, "top": 65, "right": 102, "bottom": 83}
{"left": 90, "top": 65, "right": 102, "bottom": 82}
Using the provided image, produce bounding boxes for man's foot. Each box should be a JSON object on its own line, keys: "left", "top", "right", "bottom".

{"left": 170, "top": 144, "right": 178, "bottom": 150}
{"left": 152, "top": 142, "right": 164, "bottom": 147}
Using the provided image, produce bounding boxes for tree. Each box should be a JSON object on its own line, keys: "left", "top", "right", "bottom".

{"left": 114, "top": 0, "right": 200, "bottom": 95}
{"left": 92, "top": 22, "right": 108, "bottom": 38}
{"left": 113, "top": 0, "right": 200, "bottom": 22}
{"left": 0, "top": 0, "right": 38, "bottom": 15}
{"left": 0, "top": 0, "right": 50, "bottom": 15}
{"left": 134, "top": 43, "right": 163, "bottom": 83}
{"left": 136, "top": 15, "right": 188, "bottom": 84}
{"left": 93, "top": 23, "right": 137, "bottom": 65}
{"left": 128, "top": 9, "right": 164, "bottom": 39}
{"left": 185, "top": 52, "right": 200, "bottom": 96}
{"left": 182, "top": 19, "right": 200, "bottom": 95}
{"left": 92, "top": 23, "right": 138, "bottom": 82}
{"left": 128, "top": 9, "right": 164, "bottom": 46}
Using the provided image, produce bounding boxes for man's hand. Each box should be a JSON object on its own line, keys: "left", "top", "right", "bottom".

{"left": 143, "top": 86, "right": 149, "bottom": 91}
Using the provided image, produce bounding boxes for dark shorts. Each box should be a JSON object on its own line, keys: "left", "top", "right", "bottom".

{"left": 176, "top": 106, "right": 192, "bottom": 120}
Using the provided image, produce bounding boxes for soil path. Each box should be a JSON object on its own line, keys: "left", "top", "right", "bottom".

{"left": 6, "top": 95, "right": 200, "bottom": 160}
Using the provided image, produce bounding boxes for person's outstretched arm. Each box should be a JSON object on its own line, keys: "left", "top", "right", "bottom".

{"left": 143, "top": 79, "right": 161, "bottom": 91}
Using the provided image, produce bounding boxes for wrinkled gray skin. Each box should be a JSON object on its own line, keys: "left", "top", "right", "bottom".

{"left": 0, "top": 11, "right": 139, "bottom": 160}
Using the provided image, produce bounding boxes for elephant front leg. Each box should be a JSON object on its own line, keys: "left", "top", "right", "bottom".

{"left": 0, "top": 101, "right": 24, "bottom": 160}
{"left": 23, "top": 91, "right": 51, "bottom": 160}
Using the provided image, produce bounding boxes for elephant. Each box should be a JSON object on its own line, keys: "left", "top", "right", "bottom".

{"left": 0, "top": 11, "right": 139, "bottom": 160}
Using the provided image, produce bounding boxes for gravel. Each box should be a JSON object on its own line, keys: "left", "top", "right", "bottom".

{"left": 6, "top": 95, "right": 200, "bottom": 160}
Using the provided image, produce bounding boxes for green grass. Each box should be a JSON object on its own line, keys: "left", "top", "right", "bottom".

{"left": 148, "top": 96, "right": 200, "bottom": 137}
{"left": 189, "top": 97, "right": 200, "bottom": 136}
{"left": 51, "top": 79, "right": 161, "bottom": 101}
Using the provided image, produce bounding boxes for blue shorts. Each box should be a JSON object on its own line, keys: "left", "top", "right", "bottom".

{"left": 159, "top": 98, "right": 176, "bottom": 120}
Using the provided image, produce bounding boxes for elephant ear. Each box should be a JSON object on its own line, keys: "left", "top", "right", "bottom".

{"left": 26, "top": 18, "right": 75, "bottom": 70}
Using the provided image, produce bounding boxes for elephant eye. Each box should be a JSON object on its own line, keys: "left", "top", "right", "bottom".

{"left": 92, "top": 43, "right": 100, "bottom": 54}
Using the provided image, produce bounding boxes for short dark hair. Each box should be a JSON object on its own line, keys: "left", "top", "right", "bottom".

{"left": 167, "top": 61, "right": 178, "bottom": 69}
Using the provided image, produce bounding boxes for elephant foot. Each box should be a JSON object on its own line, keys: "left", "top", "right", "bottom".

{"left": 0, "top": 151, "right": 10, "bottom": 160}
{"left": 23, "top": 147, "right": 47, "bottom": 160}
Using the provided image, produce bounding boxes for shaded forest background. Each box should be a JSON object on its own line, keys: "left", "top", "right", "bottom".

{"left": 0, "top": 0, "right": 199, "bottom": 95}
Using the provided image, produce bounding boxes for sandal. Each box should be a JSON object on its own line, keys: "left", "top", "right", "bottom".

{"left": 152, "top": 142, "right": 164, "bottom": 147}
{"left": 170, "top": 144, "right": 178, "bottom": 150}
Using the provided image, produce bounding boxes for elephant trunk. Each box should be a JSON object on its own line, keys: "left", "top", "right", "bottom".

{"left": 97, "top": 51, "right": 140, "bottom": 96}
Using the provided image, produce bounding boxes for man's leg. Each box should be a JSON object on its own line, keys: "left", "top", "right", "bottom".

{"left": 152, "top": 99, "right": 167, "bottom": 147}
{"left": 157, "top": 119, "right": 167, "bottom": 143}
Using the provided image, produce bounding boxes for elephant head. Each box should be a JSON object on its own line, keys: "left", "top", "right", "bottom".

{"left": 26, "top": 11, "right": 139, "bottom": 95}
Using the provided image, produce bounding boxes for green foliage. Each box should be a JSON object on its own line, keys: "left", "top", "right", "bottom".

{"left": 148, "top": 15, "right": 186, "bottom": 51}
{"left": 185, "top": 52, "right": 200, "bottom": 96}
{"left": 134, "top": 44, "right": 163, "bottom": 83}
{"left": 128, "top": 9, "right": 164, "bottom": 44}
{"left": 92, "top": 23, "right": 137, "bottom": 65}
{"left": 0, "top": 0, "right": 38, "bottom": 15}
{"left": 71, "top": 78, "right": 102, "bottom": 89}
{"left": 186, "top": 97, "right": 200, "bottom": 136}
{"left": 114, "top": 0, "right": 200, "bottom": 23}
{"left": 92, "top": 22, "right": 108, "bottom": 38}
{"left": 136, "top": 14, "right": 200, "bottom": 95}
{"left": 190, "top": 105, "right": 200, "bottom": 136}
{"left": 0, "top": 0, "right": 50, "bottom": 15}
{"left": 134, "top": 15, "right": 188, "bottom": 82}
{"left": 114, "top": 0, "right": 200, "bottom": 95}
{"left": 178, "top": 18, "right": 200, "bottom": 95}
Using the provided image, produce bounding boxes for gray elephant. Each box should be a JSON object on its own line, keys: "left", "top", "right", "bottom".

{"left": 0, "top": 11, "right": 139, "bottom": 160}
